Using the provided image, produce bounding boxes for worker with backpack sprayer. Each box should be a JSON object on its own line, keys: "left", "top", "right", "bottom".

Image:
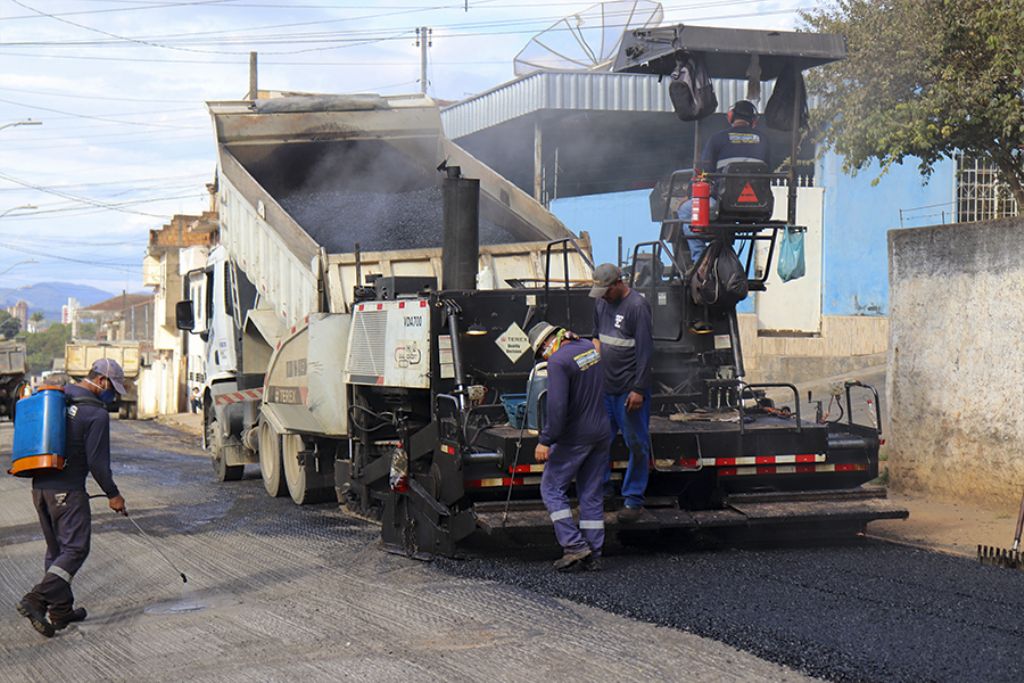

{"left": 15, "top": 359, "right": 128, "bottom": 638}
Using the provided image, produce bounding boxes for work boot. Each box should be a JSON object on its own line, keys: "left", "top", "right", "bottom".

{"left": 581, "top": 555, "right": 602, "bottom": 572}
{"left": 16, "top": 597, "right": 55, "bottom": 638}
{"left": 552, "top": 547, "right": 592, "bottom": 571}
{"left": 617, "top": 506, "right": 645, "bottom": 523}
{"left": 50, "top": 607, "right": 87, "bottom": 630}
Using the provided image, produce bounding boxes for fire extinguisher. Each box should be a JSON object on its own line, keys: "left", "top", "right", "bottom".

{"left": 690, "top": 175, "right": 711, "bottom": 229}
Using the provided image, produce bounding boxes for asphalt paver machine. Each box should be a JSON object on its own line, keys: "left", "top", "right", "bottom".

{"left": 343, "top": 26, "right": 908, "bottom": 557}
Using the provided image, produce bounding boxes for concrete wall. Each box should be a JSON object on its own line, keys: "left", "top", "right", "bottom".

{"left": 888, "top": 218, "right": 1024, "bottom": 505}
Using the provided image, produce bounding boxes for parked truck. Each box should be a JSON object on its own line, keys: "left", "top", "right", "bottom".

{"left": 181, "top": 26, "right": 906, "bottom": 558}
{"left": 0, "top": 340, "right": 27, "bottom": 419}
{"left": 65, "top": 341, "right": 141, "bottom": 419}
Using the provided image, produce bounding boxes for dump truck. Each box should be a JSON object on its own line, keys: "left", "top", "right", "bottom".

{"left": 181, "top": 26, "right": 906, "bottom": 557}
{"left": 0, "top": 340, "right": 27, "bottom": 419}
{"left": 65, "top": 341, "right": 141, "bottom": 419}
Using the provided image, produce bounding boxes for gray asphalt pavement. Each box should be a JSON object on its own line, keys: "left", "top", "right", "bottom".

{"left": 0, "top": 420, "right": 811, "bottom": 683}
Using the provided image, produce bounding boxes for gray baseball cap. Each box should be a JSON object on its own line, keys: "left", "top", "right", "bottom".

{"left": 589, "top": 263, "right": 623, "bottom": 298}
{"left": 91, "top": 358, "right": 127, "bottom": 395}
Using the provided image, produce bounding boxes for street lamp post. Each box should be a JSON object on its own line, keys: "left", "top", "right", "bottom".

{"left": 0, "top": 204, "right": 37, "bottom": 219}
{"left": 0, "top": 259, "right": 37, "bottom": 277}
{"left": 0, "top": 119, "right": 42, "bottom": 133}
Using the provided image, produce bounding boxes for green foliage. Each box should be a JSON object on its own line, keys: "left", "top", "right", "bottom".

{"left": 25, "top": 323, "right": 72, "bottom": 374}
{"left": 0, "top": 311, "right": 18, "bottom": 340}
{"left": 803, "top": 0, "right": 1024, "bottom": 210}
{"left": 29, "top": 312, "right": 44, "bottom": 323}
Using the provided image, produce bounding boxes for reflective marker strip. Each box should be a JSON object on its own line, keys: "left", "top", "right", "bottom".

{"left": 657, "top": 454, "right": 826, "bottom": 469}
{"left": 510, "top": 464, "right": 545, "bottom": 474}
{"left": 214, "top": 388, "right": 265, "bottom": 406}
{"left": 579, "top": 519, "right": 604, "bottom": 529}
{"left": 465, "top": 473, "right": 620, "bottom": 489}
{"left": 47, "top": 566, "right": 72, "bottom": 583}
{"left": 717, "top": 463, "right": 867, "bottom": 477}
{"left": 598, "top": 334, "right": 636, "bottom": 348}
{"left": 550, "top": 509, "right": 573, "bottom": 522}
{"left": 440, "top": 444, "right": 456, "bottom": 455}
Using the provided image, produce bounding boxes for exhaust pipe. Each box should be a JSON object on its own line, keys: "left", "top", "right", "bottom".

{"left": 442, "top": 165, "right": 479, "bottom": 291}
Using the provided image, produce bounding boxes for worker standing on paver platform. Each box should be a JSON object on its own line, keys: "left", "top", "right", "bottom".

{"left": 590, "top": 264, "right": 654, "bottom": 523}
{"left": 16, "top": 359, "right": 128, "bottom": 638}
{"left": 529, "top": 321, "right": 610, "bottom": 572}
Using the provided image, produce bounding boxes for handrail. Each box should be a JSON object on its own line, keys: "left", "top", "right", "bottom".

{"left": 844, "top": 380, "right": 883, "bottom": 436}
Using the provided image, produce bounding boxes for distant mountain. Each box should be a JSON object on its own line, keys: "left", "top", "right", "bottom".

{"left": 0, "top": 282, "right": 115, "bottom": 320}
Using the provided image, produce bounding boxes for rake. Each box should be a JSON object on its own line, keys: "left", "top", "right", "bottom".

{"left": 978, "top": 489, "right": 1024, "bottom": 571}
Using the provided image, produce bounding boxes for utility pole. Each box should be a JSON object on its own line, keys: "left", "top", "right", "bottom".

{"left": 415, "top": 27, "right": 432, "bottom": 95}
{"left": 248, "top": 51, "right": 258, "bottom": 100}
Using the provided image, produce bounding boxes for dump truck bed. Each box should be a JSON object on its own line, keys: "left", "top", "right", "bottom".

{"left": 209, "top": 94, "right": 589, "bottom": 327}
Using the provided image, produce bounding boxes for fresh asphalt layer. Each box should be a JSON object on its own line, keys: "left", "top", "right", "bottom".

{"left": 440, "top": 540, "right": 1024, "bottom": 682}
{"left": 2, "top": 419, "right": 1023, "bottom": 682}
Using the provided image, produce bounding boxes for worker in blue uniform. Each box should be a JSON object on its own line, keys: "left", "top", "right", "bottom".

{"left": 17, "top": 359, "right": 128, "bottom": 638}
{"left": 679, "top": 100, "right": 771, "bottom": 263}
{"left": 529, "top": 321, "right": 610, "bottom": 572}
{"left": 590, "top": 263, "right": 654, "bottom": 523}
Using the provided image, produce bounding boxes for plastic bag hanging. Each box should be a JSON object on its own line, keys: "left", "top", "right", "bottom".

{"left": 776, "top": 227, "right": 806, "bottom": 282}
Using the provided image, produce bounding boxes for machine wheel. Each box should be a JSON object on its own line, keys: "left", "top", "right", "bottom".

{"left": 208, "top": 415, "right": 243, "bottom": 482}
{"left": 282, "top": 434, "right": 331, "bottom": 505}
{"left": 258, "top": 421, "right": 286, "bottom": 498}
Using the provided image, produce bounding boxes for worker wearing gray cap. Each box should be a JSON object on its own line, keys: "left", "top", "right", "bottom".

{"left": 17, "top": 358, "right": 128, "bottom": 638}
{"left": 590, "top": 263, "right": 654, "bottom": 523}
{"left": 528, "top": 321, "right": 610, "bottom": 571}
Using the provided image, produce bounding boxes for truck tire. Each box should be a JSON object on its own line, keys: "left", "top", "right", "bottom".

{"left": 282, "top": 434, "right": 331, "bottom": 505}
{"left": 208, "top": 415, "right": 244, "bottom": 482}
{"left": 258, "top": 421, "right": 287, "bottom": 498}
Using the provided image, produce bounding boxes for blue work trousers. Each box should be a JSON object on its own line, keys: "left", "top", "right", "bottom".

{"left": 540, "top": 440, "right": 610, "bottom": 557}
{"left": 677, "top": 197, "right": 719, "bottom": 264}
{"left": 605, "top": 391, "right": 652, "bottom": 509}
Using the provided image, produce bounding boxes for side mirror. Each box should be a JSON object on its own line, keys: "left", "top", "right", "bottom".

{"left": 175, "top": 301, "right": 195, "bottom": 331}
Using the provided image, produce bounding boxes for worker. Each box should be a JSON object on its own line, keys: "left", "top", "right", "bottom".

{"left": 16, "top": 358, "right": 128, "bottom": 638}
{"left": 679, "top": 100, "right": 770, "bottom": 263}
{"left": 590, "top": 264, "right": 654, "bottom": 523}
{"left": 528, "top": 321, "right": 610, "bottom": 571}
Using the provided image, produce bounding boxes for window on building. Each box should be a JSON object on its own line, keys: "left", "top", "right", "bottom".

{"left": 957, "top": 155, "right": 1019, "bottom": 223}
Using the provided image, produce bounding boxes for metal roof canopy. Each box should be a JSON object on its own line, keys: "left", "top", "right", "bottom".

{"left": 613, "top": 25, "right": 847, "bottom": 79}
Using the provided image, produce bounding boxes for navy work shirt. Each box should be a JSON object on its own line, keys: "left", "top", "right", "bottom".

{"left": 538, "top": 338, "right": 609, "bottom": 447}
{"left": 593, "top": 289, "right": 654, "bottom": 396}
{"left": 33, "top": 384, "right": 120, "bottom": 497}
{"left": 701, "top": 125, "right": 770, "bottom": 172}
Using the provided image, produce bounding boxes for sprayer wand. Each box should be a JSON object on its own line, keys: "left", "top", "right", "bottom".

{"left": 89, "top": 494, "right": 188, "bottom": 584}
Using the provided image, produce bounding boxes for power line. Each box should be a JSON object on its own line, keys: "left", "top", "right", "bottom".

{"left": 0, "top": 96, "right": 206, "bottom": 129}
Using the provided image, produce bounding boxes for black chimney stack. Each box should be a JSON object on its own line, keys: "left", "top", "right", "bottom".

{"left": 441, "top": 165, "right": 479, "bottom": 291}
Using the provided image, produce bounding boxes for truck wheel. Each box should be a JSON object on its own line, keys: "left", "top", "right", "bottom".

{"left": 208, "top": 416, "right": 244, "bottom": 482}
{"left": 282, "top": 434, "right": 331, "bottom": 505}
{"left": 258, "top": 421, "right": 286, "bottom": 497}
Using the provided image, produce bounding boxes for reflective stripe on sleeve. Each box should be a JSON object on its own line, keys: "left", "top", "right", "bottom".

{"left": 598, "top": 334, "right": 636, "bottom": 348}
{"left": 47, "top": 565, "right": 72, "bottom": 583}
{"left": 550, "top": 509, "right": 573, "bottom": 522}
{"left": 579, "top": 519, "right": 604, "bottom": 530}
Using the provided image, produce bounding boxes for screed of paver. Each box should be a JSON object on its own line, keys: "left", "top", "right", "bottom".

{"left": 0, "top": 421, "right": 812, "bottom": 683}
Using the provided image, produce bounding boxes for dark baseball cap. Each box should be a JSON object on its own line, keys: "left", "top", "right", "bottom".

{"left": 731, "top": 100, "right": 758, "bottom": 121}
{"left": 589, "top": 263, "right": 623, "bottom": 298}
{"left": 91, "top": 358, "right": 127, "bottom": 395}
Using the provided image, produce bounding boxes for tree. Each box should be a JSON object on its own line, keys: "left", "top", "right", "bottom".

{"left": 30, "top": 312, "right": 43, "bottom": 323}
{"left": 0, "top": 311, "right": 19, "bottom": 340}
{"left": 803, "top": 0, "right": 1024, "bottom": 211}
{"left": 25, "top": 323, "right": 72, "bottom": 374}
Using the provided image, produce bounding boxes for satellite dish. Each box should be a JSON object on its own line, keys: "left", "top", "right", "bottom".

{"left": 513, "top": 0, "right": 663, "bottom": 77}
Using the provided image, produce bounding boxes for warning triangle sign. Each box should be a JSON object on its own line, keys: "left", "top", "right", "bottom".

{"left": 737, "top": 182, "right": 759, "bottom": 203}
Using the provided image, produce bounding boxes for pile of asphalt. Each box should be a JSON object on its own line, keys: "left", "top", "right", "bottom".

{"left": 437, "top": 540, "right": 1024, "bottom": 682}
{"left": 280, "top": 186, "right": 518, "bottom": 253}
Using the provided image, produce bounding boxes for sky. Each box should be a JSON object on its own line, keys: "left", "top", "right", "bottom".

{"left": 0, "top": 0, "right": 809, "bottom": 295}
